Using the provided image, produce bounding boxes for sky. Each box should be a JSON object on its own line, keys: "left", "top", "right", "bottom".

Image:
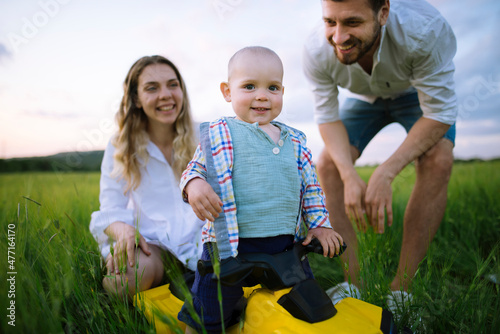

{"left": 0, "top": 0, "right": 499, "bottom": 165}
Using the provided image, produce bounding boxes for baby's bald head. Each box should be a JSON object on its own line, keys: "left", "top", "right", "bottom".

{"left": 227, "top": 46, "right": 284, "bottom": 81}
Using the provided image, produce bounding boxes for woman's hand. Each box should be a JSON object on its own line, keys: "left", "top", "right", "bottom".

{"left": 104, "top": 221, "right": 151, "bottom": 275}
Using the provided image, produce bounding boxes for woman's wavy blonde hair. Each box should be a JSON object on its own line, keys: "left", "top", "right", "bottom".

{"left": 112, "top": 55, "right": 196, "bottom": 193}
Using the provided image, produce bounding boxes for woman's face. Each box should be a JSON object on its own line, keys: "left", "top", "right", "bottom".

{"left": 136, "top": 63, "right": 183, "bottom": 127}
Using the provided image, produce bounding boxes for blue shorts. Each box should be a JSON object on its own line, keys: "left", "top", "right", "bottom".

{"left": 177, "top": 235, "right": 314, "bottom": 333}
{"left": 340, "top": 93, "right": 456, "bottom": 155}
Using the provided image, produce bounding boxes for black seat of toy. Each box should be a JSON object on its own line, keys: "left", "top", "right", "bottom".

{"left": 197, "top": 240, "right": 346, "bottom": 323}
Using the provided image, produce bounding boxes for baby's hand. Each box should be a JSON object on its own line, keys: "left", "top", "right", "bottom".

{"left": 185, "top": 178, "right": 223, "bottom": 222}
{"left": 302, "top": 227, "right": 343, "bottom": 258}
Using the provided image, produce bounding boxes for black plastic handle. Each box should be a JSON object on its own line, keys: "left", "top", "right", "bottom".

{"left": 303, "top": 238, "right": 347, "bottom": 257}
{"left": 197, "top": 259, "right": 214, "bottom": 276}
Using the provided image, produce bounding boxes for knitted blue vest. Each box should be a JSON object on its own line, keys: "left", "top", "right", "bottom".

{"left": 226, "top": 118, "right": 300, "bottom": 238}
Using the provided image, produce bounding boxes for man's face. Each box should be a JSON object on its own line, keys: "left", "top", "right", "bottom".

{"left": 322, "top": 0, "right": 388, "bottom": 65}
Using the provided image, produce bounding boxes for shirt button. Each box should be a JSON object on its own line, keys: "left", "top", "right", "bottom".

{"left": 278, "top": 139, "right": 284, "bottom": 147}
{"left": 272, "top": 147, "right": 280, "bottom": 155}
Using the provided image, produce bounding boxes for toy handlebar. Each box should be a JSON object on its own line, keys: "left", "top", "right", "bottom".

{"left": 198, "top": 239, "right": 347, "bottom": 277}
{"left": 302, "top": 238, "right": 347, "bottom": 257}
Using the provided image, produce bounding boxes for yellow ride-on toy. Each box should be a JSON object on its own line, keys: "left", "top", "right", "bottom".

{"left": 136, "top": 239, "right": 398, "bottom": 333}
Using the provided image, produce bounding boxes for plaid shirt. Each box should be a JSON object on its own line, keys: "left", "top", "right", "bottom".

{"left": 180, "top": 117, "right": 332, "bottom": 257}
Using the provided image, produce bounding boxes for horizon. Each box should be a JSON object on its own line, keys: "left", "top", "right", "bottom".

{"left": 2, "top": 148, "right": 499, "bottom": 168}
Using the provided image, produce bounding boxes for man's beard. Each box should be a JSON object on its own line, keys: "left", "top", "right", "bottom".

{"left": 331, "top": 22, "right": 382, "bottom": 65}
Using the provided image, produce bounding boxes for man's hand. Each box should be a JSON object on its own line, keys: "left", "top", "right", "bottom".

{"left": 318, "top": 121, "right": 368, "bottom": 230}
{"left": 185, "top": 178, "right": 223, "bottom": 222}
{"left": 364, "top": 166, "right": 394, "bottom": 233}
{"left": 361, "top": 118, "right": 450, "bottom": 233}
{"left": 302, "top": 227, "right": 344, "bottom": 258}
{"left": 343, "top": 173, "right": 368, "bottom": 231}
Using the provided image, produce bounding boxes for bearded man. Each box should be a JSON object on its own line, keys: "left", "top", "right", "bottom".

{"left": 303, "top": 0, "right": 457, "bottom": 309}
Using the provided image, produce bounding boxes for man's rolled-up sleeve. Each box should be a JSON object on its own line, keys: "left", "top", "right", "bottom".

{"left": 303, "top": 40, "right": 341, "bottom": 124}
{"left": 410, "top": 17, "right": 458, "bottom": 125}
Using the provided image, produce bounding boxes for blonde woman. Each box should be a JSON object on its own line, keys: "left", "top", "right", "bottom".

{"left": 90, "top": 55, "right": 204, "bottom": 298}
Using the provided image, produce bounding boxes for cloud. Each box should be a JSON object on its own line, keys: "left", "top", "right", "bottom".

{"left": 1, "top": 0, "right": 499, "bottom": 160}
{"left": 455, "top": 72, "right": 500, "bottom": 123}
{"left": 0, "top": 42, "right": 12, "bottom": 60}
{"left": 456, "top": 118, "right": 500, "bottom": 137}
{"left": 20, "top": 109, "right": 80, "bottom": 119}
{"left": 454, "top": 133, "right": 500, "bottom": 160}
{"left": 436, "top": 0, "right": 500, "bottom": 138}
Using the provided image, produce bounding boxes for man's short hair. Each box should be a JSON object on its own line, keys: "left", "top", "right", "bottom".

{"left": 325, "top": 0, "right": 387, "bottom": 13}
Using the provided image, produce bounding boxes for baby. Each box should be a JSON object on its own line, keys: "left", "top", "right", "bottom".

{"left": 178, "top": 46, "right": 343, "bottom": 333}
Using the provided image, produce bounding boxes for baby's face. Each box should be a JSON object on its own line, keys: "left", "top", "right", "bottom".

{"left": 222, "top": 53, "right": 284, "bottom": 126}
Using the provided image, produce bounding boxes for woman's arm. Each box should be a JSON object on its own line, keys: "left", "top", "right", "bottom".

{"left": 89, "top": 140, "right": 143, "bottom": 273}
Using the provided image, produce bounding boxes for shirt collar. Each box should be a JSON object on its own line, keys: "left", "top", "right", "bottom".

{"left": 271, "top": 121, "right": 289, "bottom": 139}
{"left": 374, "top": 24, "right": 387, "bottom": 65}
{"left": 146, "top": 140, "right": 168, "bottom": 163}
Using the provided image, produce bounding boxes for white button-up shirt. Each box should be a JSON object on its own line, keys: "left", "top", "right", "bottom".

{"left": 89, "top": 139, "right": 204, "bottom": 271}
{"left": 303, "top": 0, "right": 458, "bottom": 125}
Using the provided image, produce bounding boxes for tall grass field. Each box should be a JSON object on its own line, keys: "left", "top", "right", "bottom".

{"left": 1, "top": 160, "right": 499, "bottom": 333}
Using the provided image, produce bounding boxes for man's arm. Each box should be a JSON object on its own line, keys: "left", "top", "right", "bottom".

{"left": 363, "top": 8, "right": 457, "bottom": 233}
{"left": 365, "top": 117, "right": 450, "bottom": 233}
{"left": 319, "top": 121, "right": 368, "bottom": 227}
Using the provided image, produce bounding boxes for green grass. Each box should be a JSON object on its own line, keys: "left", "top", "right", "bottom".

{"left": 0, "top": 172, "right": 155, "bottom": 333}
{"left": 1, "top": 161, "right": 499, "bottom": 333}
